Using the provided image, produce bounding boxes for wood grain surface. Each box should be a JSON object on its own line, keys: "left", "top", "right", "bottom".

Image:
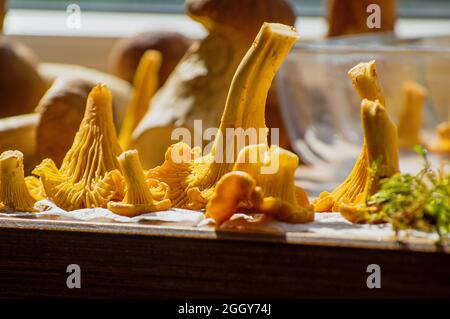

{"left": 0, "top": 217, "right": 449, "bottom": 298}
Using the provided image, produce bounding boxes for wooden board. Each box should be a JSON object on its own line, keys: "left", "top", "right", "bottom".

{"left": 0, "top": 216, "right": 448, "bottom": 253}
{"left": 0, "top": 217, "right": 449, "bottom": 298}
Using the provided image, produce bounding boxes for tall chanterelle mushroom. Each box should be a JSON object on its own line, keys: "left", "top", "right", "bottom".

{"left": 131, "top": 0, "right": 296, "bottom": 168}
{"left": 145, "top": 22, "right": 299, "bottom": 209}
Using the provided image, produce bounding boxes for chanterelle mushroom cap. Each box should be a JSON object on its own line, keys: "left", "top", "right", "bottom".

{"left": 144, "top": 23, "right": 299, "bottom": 209}
{"left": 107, "top": 150, "right": 171, "bottom": 217}
{"left": 33, "top": 84, "right": 125, "bottom": 211}
{"left": 186, "top": 0, "right": 296, "bottom": 38}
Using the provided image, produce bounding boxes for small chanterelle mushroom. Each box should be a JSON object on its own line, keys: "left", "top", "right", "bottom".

{"left": 107, "top": 150, "right": 171, "bottom": 217}
{"left": 0, "top": 150, "right": 36, "bottom": 212}
{"left": 206, "top": 144, "right": 314, "bottom": 225}
{"left": 144, "top": 23, "right": 299, "bottom": 209}
{"left": 429, "top": 121, "right": 450, "bottom": 154}
{"left": 33, "top": 84, "right": 125, "bottom": 211}
{"left": 397, "top": 81, "right": 428, "bottom": 149}
{"left": 313, "top": 61, "right": 399, "bottom": 213}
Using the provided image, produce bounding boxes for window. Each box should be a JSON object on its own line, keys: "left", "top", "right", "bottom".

{"left": 9, "top": 0, "right": 450, "bottom": 18}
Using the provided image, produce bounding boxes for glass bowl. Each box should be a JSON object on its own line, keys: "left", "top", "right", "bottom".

{"left": 277, "top": 34, "right": 450, "bottom": 196}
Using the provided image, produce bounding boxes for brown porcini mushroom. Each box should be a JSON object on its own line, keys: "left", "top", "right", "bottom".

{"left": 131, "top": 0, "right": 296, "bottom": 168}
{"left": 109, "top": 31, "right": 191, "bottom": 86}
{"left": 0, "top": 38, "right": 47, "bottom": 118}
{"left": 0, "top": 0, "right": 5, "bottom": 33}
{"left": 327, "top": 0, "right": 397, "bottom": 37}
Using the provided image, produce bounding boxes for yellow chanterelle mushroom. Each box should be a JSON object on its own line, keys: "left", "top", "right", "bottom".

{"left": 107, "top": 150, "right": 171, "bottom": 217}
{"left": 0, "top": 150, "right": 36, "bottom": 212}
{"left": 118, "top": 50, "right": 162, "bottom": 149}
{"left": 206, "top": 144, "right": 314, "bottom": 225}
{"left": 428, "top": 121, "right": 450, "bottom": 154}
{"left": 314, "top": 61, "right": 399, "bottom": 212}
{"left": 33, "top": 84, "right": 125, "bottom": 210}
{"left": 145, "top": 23, "right": 299, "bottom": 209}
{"left": 397, "top": 81, "right": 427, "bottom": 149}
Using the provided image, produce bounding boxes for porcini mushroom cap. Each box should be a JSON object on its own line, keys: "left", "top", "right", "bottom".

{"left": 1, "top": 0, "right": 6, "bottom": 33}
{"left": 0, "top": 38, "right": 47, "bottom": 118}
{"left": 109, "top": 31, "right": 192, "bottom": 85}
{"left": 186, "top": 0, "right": 296, "bottom": 38}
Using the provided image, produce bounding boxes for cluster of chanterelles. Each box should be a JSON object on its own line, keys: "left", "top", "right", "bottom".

{"left": 1, "top": 22, "right": 314, "bottom": 226}
{"left": 313, "top": 61, "right": 400, "bottom": 220}
{"left": 0, "top": 2, "right": 442, "bottom": 228}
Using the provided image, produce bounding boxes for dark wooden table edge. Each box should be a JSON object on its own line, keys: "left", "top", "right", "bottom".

{"left": 1, "top": 217, "right": 450, "bottom": 298}
{"left": 0, "top": 217, "right": 448, "bottom": 253}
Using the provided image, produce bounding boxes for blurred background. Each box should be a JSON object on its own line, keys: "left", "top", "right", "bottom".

{"left": 8, "top": 0, "right": 450, "bottom": 17}
{"left": 4, "top": 0, "right": 450, "bottom": 71}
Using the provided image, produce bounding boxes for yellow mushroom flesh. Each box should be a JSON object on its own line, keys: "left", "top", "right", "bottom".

{"left": 107, "top": 150, "right": 171, "bottom": 217}
{"left": 33, "top": 84, "right": 125, "bottom": 210}
{"left": 207, "top": 144, "right": 313, "bottom": 225}
{"left": 397, "top": 81, "right": 427, "bottom": 149}
{"left": 0, "top": 150, "right": 36, "bottom": 212}
{"left": 118, "top": 50, "right": 162, "bottom": 149}
{"left": 145, "top": 23, "right": 298, "bottom": 209}
{"left": 429, "top": 121, "right": 450, "bottom": 154}
{"left": 314, "top": 61, "right": 399, "bottom": 212}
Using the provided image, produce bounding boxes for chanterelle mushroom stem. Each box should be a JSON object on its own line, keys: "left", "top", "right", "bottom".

{"left": 0, "top": 150, "right": 36, "bottom": 212}
{"left": 397, "top": 81, "right": 427, "bottom": 149}
{"left": 108, "top": 150, "right": 171, "bottom": 216}
{"left": 146, "top": 23, "right": 298, "bottom": 209}
{"left": 119, "top": 50, "right": 162, "bottom": 149}
{"left": 348, "top": 60, "right": 386, "bottom": 106}
{"left": 206, "top": 144, "right": 314, "bottom": 225}
{"left": 34, "top": 84, "right": 125, "bottom": 210}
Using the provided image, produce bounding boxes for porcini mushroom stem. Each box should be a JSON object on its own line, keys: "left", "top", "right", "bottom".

{"left": 0, "top": 0, "right": 6, "bottom": 33}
